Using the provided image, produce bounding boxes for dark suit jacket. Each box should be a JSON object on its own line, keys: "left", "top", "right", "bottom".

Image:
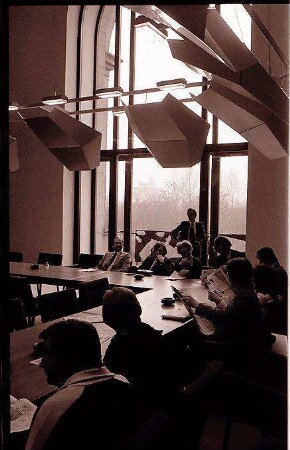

{"left": 196, "top": 289, "right": 272, "bottom": 348}
{"left": 214, "top": 249, "right": 245, "bottom": 269}
{"left": 171, "top": 221, "right": 205, "bottom": 243}
{"left": 103, "top": 323, "right": 181, "bottom": 409}
{"left": 139, "top": 255, "right": 174, "bottom": 276}
{"left": 98, "top": 251, "right": 131, "bottom": 272}
{"left": 27, "top": 371, "right": 142, "bottom": 450}
{"left": 174, "top": 256, "right": 202, "bottom": 279}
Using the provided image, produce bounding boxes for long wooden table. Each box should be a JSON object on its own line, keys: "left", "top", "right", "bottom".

{"left": 10, "top": 262, "right": 214, "bottom": 403}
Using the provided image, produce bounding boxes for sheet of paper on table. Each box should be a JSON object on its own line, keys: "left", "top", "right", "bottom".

{"left": 79, "top": 268, "right": 98, "bottom": 272}
{"left": 163, "top": 271, "right": 186, "bottom": 281}
{"left": 10, "top": 395, "right": 37, "bottom": 433}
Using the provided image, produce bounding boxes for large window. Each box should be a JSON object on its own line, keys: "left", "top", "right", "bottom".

{"left": 94, "top": 5, "right": 250, "bottom": 260}
{"left": 132, "top": 159, "right": 200, "bottom": 260}
{"left": 219, "top": 156, "right": 248, "bottom": 252}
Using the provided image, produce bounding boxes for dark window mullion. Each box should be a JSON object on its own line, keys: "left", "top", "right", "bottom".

{"left": 108, "top": 5, "right": 121, "bottom": 250}
{"left": 73, "top": 5, "right": 85, "bottom": 264}
{"left": 90, "top": 6, "right": 104, "bottom": 254}
{"left": 123, "top": 10, "right": 135, "bottom": 253}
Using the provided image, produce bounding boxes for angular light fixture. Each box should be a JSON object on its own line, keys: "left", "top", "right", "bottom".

{"left": 168, "top": 38, "right": 238, "bottom": 83}
{"left": 205, "top": 8, "right": 289, "bottom": 123}
{"left": 134, "top": 15, "right": 168, "bottom": 39}
{"left": 153, "top": 5, "right": 208, "bottom": 40}
{"left": 18, "top": 106, "right": 102, "bottom": 171}
{"left": 42, "top": 94, "right": 68, "bottom": 106}
{"left": 9, "top": 102, "right": 19, "bottom": 111}
{"left": 194, "top": 82, "right": 288, "bottom": 160}
{"left": 125, "top": 5, "right": 208, "bottom": 41}
{"left": 156, "top": 78, "right": 187, "bottom": 91}
{"left": 95, "top": 87, "right": 124, "bottom": 99}
{"left": 112, "top": 109, "right": 126, "bottom": 117}
{"left": 122, "top": 93, "right": 210, "bottom": 168}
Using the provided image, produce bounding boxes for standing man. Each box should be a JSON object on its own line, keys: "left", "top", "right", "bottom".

{"left": 98, "top": 236, "right": 131, "bottom": 272}
{"left": 171, "top": 208, "right": 205, "bottom": 259}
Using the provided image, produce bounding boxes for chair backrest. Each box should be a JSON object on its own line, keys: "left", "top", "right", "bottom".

{"left": 38, "top": 289, "right": 78, "bottom": 323}
{"left": 37, "top": 252, "right": 63, "bottom": 266}
{"left": 9, "top": 251, "right": 24, "bottom": 262}
{"left": 78, "top": 253, "right": 103, "bottom": 268}
{"left": 9, "top": 276, "right": 35, "bottom": 316}
{"left": 8, "top": 298, "right": 28, "bottom": 332}
{"left": 78, "top": 278, "right": 110, "bottom": 311}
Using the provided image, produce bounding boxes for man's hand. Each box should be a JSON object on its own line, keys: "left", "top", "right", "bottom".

{"left": 157, "top": 255, "right": 165, "bottom": 263}
{"left": 179, "top": 269, "right": 189, "bottom": 278}
{"left": 182, "top": 295, "right": 199, "bottom": 309}
{"left": 208, "top": 291, "right": 222, "bottom": 304}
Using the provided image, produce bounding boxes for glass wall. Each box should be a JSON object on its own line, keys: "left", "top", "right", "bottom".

{"left": 219, "top": 156, "right": 248, "bottom": 252}
{"left": 95, "top": 5, "right": 250, "bottom": 259}
{"left": 132, "top": 159, "right": 200, "bottom": 261}
{"left": 95, "top": 162, "right": 110, "bottom": 254}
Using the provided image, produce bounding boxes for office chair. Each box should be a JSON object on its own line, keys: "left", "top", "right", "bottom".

{"left": 37, "top": 252, "right": 63, "bottom": 266}
{"left": 9, "top": 251, "right": 24, "bottom": 262}
{"left": 38, "top": 288, "right": 78, "bottom": 323}
{"left": 78, "top": 278, "right": 110, "bottom": 311}
{"left": 37, "top": 252, "right": 63, "bottom": 295}
{"left": 8, "top": 298, "right": 28, "bottom": 332}
{"left": 76, "top": 253, "right": 104, "bottom": 268}
{"left": 220, "top": 371, "right": 287, "bottom": 450}
{"left": 9, "top": 276, "right": 37, "bottom": 326}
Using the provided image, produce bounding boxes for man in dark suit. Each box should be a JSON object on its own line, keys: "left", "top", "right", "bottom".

{"left": 171, "top": 208, "right": 205, "bottom": 259}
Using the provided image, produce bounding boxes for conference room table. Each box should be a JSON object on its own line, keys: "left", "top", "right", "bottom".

{"left": 10, "top": 262, "right": 215, "bottom": 403}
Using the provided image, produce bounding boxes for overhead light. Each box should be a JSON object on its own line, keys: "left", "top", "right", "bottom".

{"left": 207, "top": 4, "right": 216, "bottom": 9}
{"left": 157, "top": 78, "right": 188, "bottom": 91}
{"left": 9, "top": 102, "right": 19, "bottom": 111}
{"left": 42, "top": 94, "right": 68, "bottom": 105}
{"left": 112, "top": 109, "right": 126, "bottom": 117}
{"left": 134, "top": 15, "right": 168, "bottom": 39}
{"left": 95, "top": 87, "right": 124, "bottom": 99}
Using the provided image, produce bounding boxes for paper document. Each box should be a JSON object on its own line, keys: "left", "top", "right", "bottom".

{"left": 205, "top": 267, "right": 235, "bottom": 307}
{"left": 10, "top": 395, "right": 37, "bottom": 433}
{"left": 163, "top": 271, "right": 186, "bottom": 281}
{"left": 79, "top": 268, "right": 98, "bottom": 272}
{"left": 72, "top": 313, "right": 103, "bottom": 324}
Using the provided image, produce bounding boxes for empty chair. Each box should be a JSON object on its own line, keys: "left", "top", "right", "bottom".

{"left": 37, "top": 252, "right": 63, "bottom": 266}
{"left": 76, "top": 253, "right": 104, "bottom": 268}
{"left": 38, "top": 288, "right": 78, "bottom": 323}
{"left": 9, "top": 276, "right": 37, "bottom": 326}
{"left": 9, "top": 251, "right": 24, "bottom": 262}
{"left": 78, "top": 278, "right": 110, "bottom": 311}
{"left": 8, "top": 298, "right": 28, "bottom": 332}
{"left": 37, "top": 252, "right": 63, "bottom": 295}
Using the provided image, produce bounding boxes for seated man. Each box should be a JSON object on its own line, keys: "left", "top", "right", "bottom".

{"left": 25, "top": 320, "right": 141, "bottom": 450}
{"left": 213, "top": 236, "right": 245, "bottom": 268}
{"left": 138, "top": 242, "right": 174, "bottom": 276}
{"left": 256, "top": 246, "right": 288, "bottom": 304}
{"left": 174, "top": 240, "right": 202, "bottom": 279}
{"left": 98, "top": 236, "right": 131, "bottom": 272}
{"left": 183, "top": 258, "right": 274, "bottom": 369}
{"left": 103, "top": 287, "right": 181, "bottom": 409}
{"left": 102, "top": 288, "right": 210, "bottom": 448}
{"left": 253, "top": 264, "right": 283, "bottom": 334}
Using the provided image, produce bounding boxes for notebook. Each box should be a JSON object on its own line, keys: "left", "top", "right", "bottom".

{"left": 162, "top": 309, "right": 191, "bottom": 322}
